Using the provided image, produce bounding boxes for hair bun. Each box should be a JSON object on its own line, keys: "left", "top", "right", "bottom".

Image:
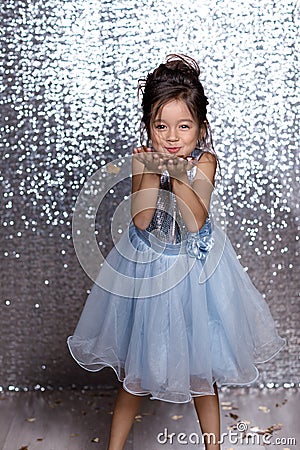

{"left": 165, "top": 54, "right": 201, "bottom": 78}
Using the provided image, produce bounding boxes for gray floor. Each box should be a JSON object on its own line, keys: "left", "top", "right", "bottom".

{"left": 0, "top": 386, "right": 298, "bottom": 450}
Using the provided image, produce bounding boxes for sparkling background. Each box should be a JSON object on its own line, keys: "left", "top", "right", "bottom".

{"left": 0, "top": 0, "right": 299, "bottom": 390}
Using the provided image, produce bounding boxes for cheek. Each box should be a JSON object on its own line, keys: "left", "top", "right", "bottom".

{"left": 191, "top": 130, "right": 200, "bottom": 142}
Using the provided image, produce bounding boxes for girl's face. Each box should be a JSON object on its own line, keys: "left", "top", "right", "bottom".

{"left": 150, "top": 99, "right": 200, "bottom": 158}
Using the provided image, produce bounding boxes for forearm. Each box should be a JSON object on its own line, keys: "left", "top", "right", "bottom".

{"left": 171, "top": 176, "right": 209, "bottom": 232}
{"left": 131, "top": 171, "right": 160, "bottom": 230}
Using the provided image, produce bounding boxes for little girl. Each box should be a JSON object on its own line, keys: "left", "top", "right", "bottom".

{"left": 67, "top": 55, "right": 286, "bottom": 450}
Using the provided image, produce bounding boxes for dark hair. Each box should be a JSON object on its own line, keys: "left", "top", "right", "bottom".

{"left": 138, "top": 54, "right": 219, "bottom": 170}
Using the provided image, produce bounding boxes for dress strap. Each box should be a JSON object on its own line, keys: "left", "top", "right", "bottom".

{"left": 190, "top": 148, "right": 203, "bottom": 160}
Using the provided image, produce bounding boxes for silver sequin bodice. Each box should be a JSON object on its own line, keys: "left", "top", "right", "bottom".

{"left": 146, "top": 152, "right": 201, "bottom": 244}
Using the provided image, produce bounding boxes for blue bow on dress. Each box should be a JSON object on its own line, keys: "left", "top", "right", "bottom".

{"left": 186, "top": 218, "right": 214, "bottom": 260}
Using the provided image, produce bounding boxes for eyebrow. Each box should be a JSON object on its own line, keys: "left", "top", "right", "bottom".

{"left": 153, "top": 118, "right": 195, "bottom": 123}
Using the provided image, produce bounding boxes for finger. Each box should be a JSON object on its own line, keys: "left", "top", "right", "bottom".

{"left": 138, "top": 146, "right": 147, "bottom": 153}
{"left": 133, "top": 150, "right": 143, "bottom": 160}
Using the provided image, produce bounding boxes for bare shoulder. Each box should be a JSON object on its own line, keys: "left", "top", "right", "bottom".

{"left": 197, "top": 151, "right": 217, "bottom": 166}
{"left": 194, "top": 151, "right": 217, "bottom": 185}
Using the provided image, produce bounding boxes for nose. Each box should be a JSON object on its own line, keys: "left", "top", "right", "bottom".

{"left": 166, "top": 127, "right": 179, "bottom": 141}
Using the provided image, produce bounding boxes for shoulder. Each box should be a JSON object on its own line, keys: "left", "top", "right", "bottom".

{"left": 197, "top": 151, "right": 218, "bottom": 169}
{"left": 198, "top": 150, "right": 217, "bottom": 162}
{"left": 190, "top": 148, "right": 217, "bottom": 165}
{"left": 193, "top": 151, "right": 217, "bottom": 185}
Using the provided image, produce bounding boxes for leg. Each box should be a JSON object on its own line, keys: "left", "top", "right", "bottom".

{"left": 107, "top": 383, "right": 142, "bottom": 450}
{"left": 193, "top": 383, "right": 221, "bottom": 450}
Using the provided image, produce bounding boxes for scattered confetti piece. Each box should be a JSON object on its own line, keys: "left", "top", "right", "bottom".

{"left": 250, "top": 426, "right": 270, "bottom": 434}
{"left": 221, "top": 401, "right": 238, "bottom": 411}
{"left": 258, "top": 405, "right": 270, "bottom": 413}
{"left": 19, "top": 447, "right": 28, "bottom": 450}
{"left": 134, "top": 414, "right": 143, "bottom": 422}
{"left": 269, "top": 423, "right": 283, "bottom": 432}
{"left": 26, "top": 417, "right": 36, "bottom": 423}
{"left": 250, "top": 423, "right": 283, "bottom": 435}
{"left": 36, "top": 438, "right": 43, "bottom": 441}
{"left": 229, "top": 412, "right": 239, "bottom": 420}
{"left": 70, "top": 433, "right": 79, "bottom": 437}
{"left": 48, "top": 400, "right": 62, "bottom": 408}
{"left": 276, "top": 399, "right": 288, "bottom": 407}
{"left": 171, "top": 415, "right": 183, "bottom": 420}
{"left": 91, "top": 437, "right": 101, "bottom": 443}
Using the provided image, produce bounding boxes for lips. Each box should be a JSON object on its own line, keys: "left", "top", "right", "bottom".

{"left": 165, "top": 147, "right": 181, "bottom": 153}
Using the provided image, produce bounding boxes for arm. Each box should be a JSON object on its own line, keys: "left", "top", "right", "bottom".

{"left": 170, "top": 152, "right": 217, "bottom": 233}
{"left": 131, "top": 149, "right": 161, "bottom": 230}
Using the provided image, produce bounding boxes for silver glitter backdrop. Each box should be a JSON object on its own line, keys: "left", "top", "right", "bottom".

{"left": 0, "top": 0, "right": 299, "bottom": 390}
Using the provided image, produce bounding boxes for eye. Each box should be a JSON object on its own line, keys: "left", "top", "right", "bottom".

{"left": 155, "top": 124, "right": 166, "bottom": 130}
{"left": 180, "top": 124, "right": 190, "bottom": 129}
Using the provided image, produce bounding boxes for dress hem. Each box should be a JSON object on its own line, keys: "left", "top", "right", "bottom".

{"left": 66, "top": 336, "right": 284, "bottom": 404}
{"left": 254, "top": 338, "right": 286, "bottom": 364}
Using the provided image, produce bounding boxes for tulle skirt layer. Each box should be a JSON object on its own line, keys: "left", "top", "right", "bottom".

{"left": 67, "top": 222, "right": 285, "bottom": 403}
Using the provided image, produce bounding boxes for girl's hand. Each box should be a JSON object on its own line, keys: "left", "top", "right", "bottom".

{"left": 133, "top": 147, "right": 164, "bottom": 174}
{"left": 161, "top": 155, "right": 197, "bottom": 180}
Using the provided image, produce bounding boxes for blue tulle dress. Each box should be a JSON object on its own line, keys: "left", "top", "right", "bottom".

{"left": 67, "top": 149, "right": 286, "bottom": 403}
